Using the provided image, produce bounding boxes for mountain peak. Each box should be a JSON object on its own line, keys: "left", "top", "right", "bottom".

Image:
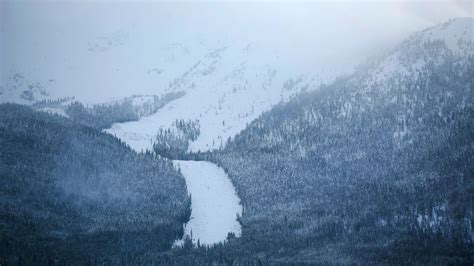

{"left": 415, "top": 17, "right": 473, "bottom": 55}
{"left": 361, "top": 18, "right": 472, "bottom": 89}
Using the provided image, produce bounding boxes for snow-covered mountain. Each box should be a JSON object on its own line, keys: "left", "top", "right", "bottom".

{"left": 342, "top": 17, "right": 473, "bottom": 145}
{"left": 3, "top": 13, "right": 357, "bottom": 151}
{"left": 106, "top": 42, "right": 340, "bottom": 152}
{"left": 2, "top": 34, "right": 344, "bottom": 153}
{"left": 362, "top": 17, "right": 473, "bottom": 88}
{"left": 106, "top": 18, "right": 474, "bottom": 153}
{"left": 0, "top": 73, "right": 51, "bottom": 104}
{"left": 208, "top": 17, "right": 473, "bottom": 263}
{"left": 4, "top": 12, "right": 471, "bottom": 154}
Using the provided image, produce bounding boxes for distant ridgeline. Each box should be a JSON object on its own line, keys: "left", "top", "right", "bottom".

{"left": 32, "top": 91, "right": 185, "bottom": 130}
{"left": 196, "top": 19, "right": 473, "bottom": 264}
{"left": 0, "top": 104, "right": 190, "bottom": 264}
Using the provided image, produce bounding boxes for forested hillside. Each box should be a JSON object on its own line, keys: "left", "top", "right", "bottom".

{"left": 64, "top": 92, "right": 185, "bottom": 129}
{"left": 1, "top": 10, "right": 473, "bottom": 265}
{"left": 0, "top": 104, "right": 190, "bottom": 264}
{"left": 202, "top": 18, "right": 474, "bottom": 264}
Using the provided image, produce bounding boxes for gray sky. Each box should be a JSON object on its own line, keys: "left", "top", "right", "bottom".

{"left": 1, "top": 0, "right": 472, "bottom": 102}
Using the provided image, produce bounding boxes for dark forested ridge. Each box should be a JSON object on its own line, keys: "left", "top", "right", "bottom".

{"left": 31, "top": 91, "right": 185, "bottom": 130}
{"left": 196, "top": 21, "right": 474, "bottom": 264}
{"left": 0, "top": 104, "right": 190, "bottom": 264}
{"left": 64, "top": 92, "right": 185, "bottom": 129}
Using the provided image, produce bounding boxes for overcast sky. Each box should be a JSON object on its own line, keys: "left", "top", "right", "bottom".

{"left": 0, "top": 0, "right": 472, "bottom": 101}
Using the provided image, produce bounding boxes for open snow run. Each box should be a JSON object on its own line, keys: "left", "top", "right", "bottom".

{"left": 173, "top": 160, "right": 242, "bottom": 245}
{"left": 105, "top": 119, "right": 243, "bottom": 245}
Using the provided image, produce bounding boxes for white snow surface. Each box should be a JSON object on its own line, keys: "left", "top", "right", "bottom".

{"left": 105, "top": 44, "right": 331, "bottom": 153}
{"left": 173, "top": 160, "right": 242, "bottom": 245}
{"left": 105, "top": 118, "right": 243, "bottom": 246}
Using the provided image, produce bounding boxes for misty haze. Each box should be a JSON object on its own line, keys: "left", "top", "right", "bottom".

{"left": 0, "top": 0, "right": 473, "bottom": 265}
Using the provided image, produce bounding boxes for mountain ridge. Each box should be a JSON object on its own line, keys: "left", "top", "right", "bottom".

{"left": 200, "top": 17, "right": 474, "bottom": 264}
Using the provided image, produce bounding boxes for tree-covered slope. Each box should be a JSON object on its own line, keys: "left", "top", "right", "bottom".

{"left": 209, "top": 18, "right": 474, "bottom": 264}
{"left": 0, "top": 104, "right": 190, "bottom": 264}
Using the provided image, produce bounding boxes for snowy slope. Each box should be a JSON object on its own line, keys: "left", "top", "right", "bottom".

{"left": 364, "top": 17, "right": 473, "bottom": 89}
{"left": 173, "top": 160, "right": 242, "bottom": 245}
{"left": 418, "top": 17, "right": 474, "bottom": 55}
{"left": 0, "top": 39, "right": 206, "bottom": 105}
{"left": 334, "top": 18, "right": 473, "bottom": 146}
{"left": 105, "top": 43, "right": 333, "bottom": 152}
{"left": 0, "top": 73, "right": 51, "bottom": 104}
{"left": 106, "top": 108, "right": 243, "bottom": 246}
{"left": 106, "top": 18, "right": 473, "bottom": 153}
{"left": 3, "top": 37, "right": 338, "bottom": 153}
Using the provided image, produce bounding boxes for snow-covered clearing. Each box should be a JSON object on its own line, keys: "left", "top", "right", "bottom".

{"left": 173, "top": 160, "right": 242, "bottom": 245}
{"left": 105, "top": 118, "right": 243, "bottom": 246}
